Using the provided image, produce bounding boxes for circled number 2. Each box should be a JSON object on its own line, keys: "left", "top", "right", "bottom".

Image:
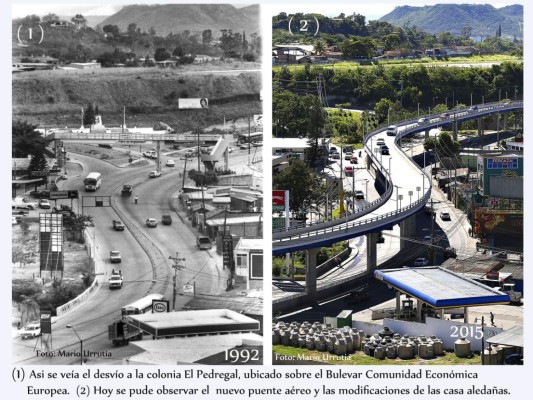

{"left": 300, "top": 20, "right": 309, "bottom": 32}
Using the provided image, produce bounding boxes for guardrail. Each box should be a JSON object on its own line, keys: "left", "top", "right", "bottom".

{"left": 272, "top": 100, "right": 522, "bottom": 254}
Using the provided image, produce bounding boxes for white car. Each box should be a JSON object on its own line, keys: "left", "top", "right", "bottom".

{"left": 20, "top": 322, "right": 41, "bottom": 339}
{"left": 418, "top": 117, "right": 430, "bottom": 124}
{"left": 413, "top": 257, "right": 429, "bottom": 267}
{"left": 440, "top": 212, "right": 451, "bottom": 221}
{"left": 146, "top": 218, "right": 158, "bottom": 227}
{"left": 39, "top": 199, "right": 51, "bottom": 209}
{"left": 165, "top": 160, "right": 175, "bottom": 167}
{"left": 149, "top": 170, "right": 161, "bottom": 178}
{"left": 376, "top": 138, "right": 385, "bottom": 146}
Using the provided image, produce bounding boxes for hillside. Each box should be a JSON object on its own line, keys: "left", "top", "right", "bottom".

{"left": 380, "top": 4, "right": 523, "bottom": 38}
{"left": 98, "top": 4, "right": 261, "bottom": 37}
{"left": 12, "top": 67, "right": 261, "bottom": 129}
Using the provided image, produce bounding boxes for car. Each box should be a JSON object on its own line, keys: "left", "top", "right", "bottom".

{"left": 39, "top": 199, "right": 51, "bottom": 209}
{"left": 162, "top": 214, "right": 172, "bottom": 225}
{"left": 109, "top": 269, "right": 123, "bottom": 289}
{"left": 418, "top": 117, "right": 429, "bottom": 124}
{"left": 440, "top": 212, "right": 451, "bottom": 221}
{"left": 166, "top": 160, "right": 175, "bottom": 167}
{"left": 12, "top": 197, "right": 37, "bottom": 210}
{"left": 142, "top": 150, "right": 157, "bottom": 159}
{"left": 149, "top": 170, "right": 161, "bottom": 178}
{"left": 468, "top": 105, "right": 478, "bottom": 112}
{"left": 424, "top": 203, "right": 436, "bottom": 215}
{"left": 331, "top": 153, "right": 340, "bottom": 159}
{"left": 380, "top": 145, "right": 390, "bottom": 155}
{"left": 386, "top": 125, "right": 398, "bottom": 136}
{"left": 344, "top": 152, "right": 353, "bottom": 160}
{"left": 440, "top": 112, "right": 450, "bottom": 119}
{"left": 413, "top": 257, "right": 429, "bottom": 267}
{"left": 376, "top": 138, "right": 385, "bottom": 146}
{"left": 196, "top": 236, "right": 212, "bottom": 250}
{"left": 376, "top": 232, "right": 385, "bottom": 243}
{"left": 112, "top": 220, "right": 125, "bottom": 231}
{"left": 146, "top": 218, "right": 158, "bottom": 227}
{"left": 121, "top": 185, "right": 133, "bottom": 197}
{"left": 350, "top": 157, "right": 358, "bottom": 164}
{"left": 12, "top": 216, "right": 19, "bottom": 225}
{"left": 344, "top": 166, "right": 354, "bottom": 176}
{"left": 52, "top": 204, "right": 74, "bottom": 216}
{"left": 252, "top": 141, "right": 263, "bottom": 147}
{"left": 355, "top": 190, "right": 365, "bottom": 200}
{"left": 20, "top": 322, "right": 41, "bottom": 339}
{"left": 424, "top": 235, "right": 432, "bottom": 243}
{"left": 445, "top": 247, "right": 457, "bottom": 258}
{"left": 342, "top": 146, "right": 353, "bottom": 153}
{"left": 110, "top": 250, "right": 122, "bottom": 263}
{"left": 98, "top": 143, "right": 113, "bottom": 149}
{"left": 329, "top": 147, "right": 338, "bottom": 154}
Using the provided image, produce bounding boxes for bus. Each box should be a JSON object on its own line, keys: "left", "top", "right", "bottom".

{"left": 237, "top": 131, "right": 263, "bottom": 145}
{"left": 83, "top": 172, "right": 102, "bottom": 191}
{"left": 121, "top": 294, "right": 165, "bottom": 318}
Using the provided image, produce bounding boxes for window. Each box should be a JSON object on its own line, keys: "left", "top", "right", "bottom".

{"left": 236, "top": 254, "right": 247, "bottom": 267}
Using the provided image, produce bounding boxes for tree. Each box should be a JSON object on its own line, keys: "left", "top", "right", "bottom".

{"left": 273, "top": 159, "right": 321, "bottom": 215}
{"left": 28, "top": 151, "right": 48, "bottom": 173}
{"left": 461, "top": 26, "right": 473, "bottom": 39}
{"left": 42, "top": 13, "right": 60, "bottom": 24}
{"left": 435, "top": 132, "right": 461, "bottom": 158}
{"left": 83, "top": 103, "right": 96, "bottom": 126}
{"left": 172, "top": 46, "right": 184, "bottom": 58}
{"left": 12, "top": 120, "right": 50, "bottom": 157}
{"left": 74, "top": 44, "right": 92, "bottom": 62}
{"left": 102, "top": 24, "right": 120, "bottom": 38}
{"left": 313, "top": 38, "right": 326, "bottom": 55}
{"left": 71, "top": 14, "right": 87, "bottom": 29}
{"left": 339, "top": 36, "right": 377, "bottom": 59}
{"left": 154, "top": 47, "right": 170, "bottom": 61}
{"left": 202, "top": 29, "right": 212, "bottom": 47}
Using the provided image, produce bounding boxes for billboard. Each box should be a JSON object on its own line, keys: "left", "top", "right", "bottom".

{"left": 152, "top": 299, "right": 170, "bottom": 313}
{"left": 40, "top": 308, "right": 52, "bottom": 334}
{"left": 473, "top": 209, "right": 523, "bottom": 235}
{"left": 253, "top": 114, "right": 263, "bottom": 126}
{"left": 272, "top": 190, "right": 287, "bottom": 211}
{"left": 179, "top": 98, "right": 209, "bottom": 109}
{"left": 39, "top": 213, "right": 63, "bottom": 272}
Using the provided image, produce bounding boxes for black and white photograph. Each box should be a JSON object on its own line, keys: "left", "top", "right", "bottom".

{"left": 11, "top": 2, "right": 264, "bottom": 365}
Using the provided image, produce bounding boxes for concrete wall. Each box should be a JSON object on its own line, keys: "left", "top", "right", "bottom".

{"left": 490, "top": 176, "right": 523, "bottom": 198}
{"left": 218, "top": 174, "right": 253, "bottom": 186}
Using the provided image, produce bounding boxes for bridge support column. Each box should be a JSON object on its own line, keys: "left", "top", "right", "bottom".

{"left": 503, "top": 113, "right": 508, "bottom": 131}
{"left": 452, "top": 119, "right": 458, "bottom": 141}
{"left": 477, "top": 118, "right": 484, "bottom": 148}
{"left": 396, "top": 291, "right": 401, "bottom": 314}
{"left": 400, "top": 215, "right": 416, "bottom": 250}
{"left": 417, "top": 299, "right": 423, "bottom": 322}
{"left": 366, "top": 232, "right": 378, "bottom": 272}
{"left": 305, "top": 247, "right": 319, "bottom": 303}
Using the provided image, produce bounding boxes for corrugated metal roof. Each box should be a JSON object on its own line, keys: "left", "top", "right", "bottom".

{"left": 374, "top": 266, "right": 510, "bottom": 308}
{"left": 486, "top": 325, "right": 523, "bottom": 347}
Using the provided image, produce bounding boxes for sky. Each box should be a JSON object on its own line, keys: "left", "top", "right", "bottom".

{"left": 12, "top": 0, "right": 519, "bottom": 21}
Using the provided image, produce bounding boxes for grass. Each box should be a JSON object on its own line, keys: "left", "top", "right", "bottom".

{"left": 273, "top": 345, "right": 481, "bottom": 365}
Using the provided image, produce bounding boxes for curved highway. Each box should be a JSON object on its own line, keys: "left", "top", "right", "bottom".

{"left": 272, "top": 101, "right": 523, "bottom": 256}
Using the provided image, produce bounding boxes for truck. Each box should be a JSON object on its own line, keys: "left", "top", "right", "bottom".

{"left": 109, "top": 269, "right": 123, "bottom": 289}
{"left": 108, "top": 321, "right": 142, "bottom": 345}
{"left": 12, "top": 197, "right": 37, "bottom": 210}
{"left": 112, "top": 220, "right": 125, "bottom": 231}
{"left": 110, "top": 250, "right": 122, "bottom": 263}
{"left": 20, "top": 322, "right": 41, "bottom": 339}
{"left": 121, "top": 185, "right": 132, "bottom": 197}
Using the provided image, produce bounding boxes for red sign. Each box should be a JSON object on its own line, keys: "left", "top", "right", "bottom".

{"left": 272, "top": 190, "right": 286, "bottom": 206}
{"left": 486, "top": 271, "right": 500, "bottom": 280}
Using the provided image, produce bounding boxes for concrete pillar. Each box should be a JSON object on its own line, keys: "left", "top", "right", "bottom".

{"left": 453, "top": 119, "right": 458, "bottom": 141}
{"left": 366, "top": 232, "right": 378, "bottom": 271}
{"left": 478, "top": 118, "right": 484, "bottom": 148}
{"left": 396, "top": 291, "right": 401, "bottom": 314}
{"left": 503, "top": 113, "right": 508, "bottom": 131}
{"left": 305, "top": 247, "right": 319, "bottom": 303}
{"left": 400, "top": 215, "right": 416, "bottom": 250}
{"left": 417, "top": 299, "right": 423, "bottom": 322}
{"left": 464, "top": 306, "right": 468, "bottom": 324}
{"left": 439, "top": 309, "right": 444, "bottom": 319}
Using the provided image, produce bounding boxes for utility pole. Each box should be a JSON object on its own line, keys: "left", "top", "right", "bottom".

{"left": 430, "top": 198, "right": 436, "bottom": 265}
{"left": 181, "top": 156, "right": 188, "bottom": 190}
{"left": 169, "top": 253, "right": 186, "bottom": 311}
{"left": 248, "top": 115, "right": 251, "bottom": 165}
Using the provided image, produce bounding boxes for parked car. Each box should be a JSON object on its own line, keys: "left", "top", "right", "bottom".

{"left": 12, "top": 197, "right": 37, "bottom": 210}
{"left": 39, "top": 199, "right": 51, "bottom": 209}
{"left": 196, "top": 236, "right": 212, "bottom": 250}
{"left": 146, "top": 218, "right": 158, "bottom": 227}
{"left": 20, "top": 322, "right": 41, "bottom": 339}
{"left": 149, "top": 170, "right": 161, "bottom": 178}
{"left": 413, "top": 257, "right": 429, "bottom": 267}
{"left": 440, "top": 212, "right": 451, "bottom": 221}
{"left": 329, "top": 147, "right": 338, "bottom": 154}
{"left": 166, "top": 160, "right": 175, "bottom": 167}
{"left": 109, "top": 269, "right": 123, "bottom": 289}
{"left": 162, "top": 214, "right": 172, "bottom": 225}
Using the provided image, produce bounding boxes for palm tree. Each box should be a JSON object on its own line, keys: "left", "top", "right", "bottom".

{"left": 313, "top": 39, "right": 326, "bottom": 55}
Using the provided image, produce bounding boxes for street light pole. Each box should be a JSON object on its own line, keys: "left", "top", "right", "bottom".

{"left": 394, "top": 185, "right": 401, "bottom": 211}
{"left": 416, "top": 186, "right": 421, "bottom": 201}
{"left": 66, "top": 325, "right": 83, "bottom": 365}
{"left": 169, "top": 253, "right": 186, "bottom": 311}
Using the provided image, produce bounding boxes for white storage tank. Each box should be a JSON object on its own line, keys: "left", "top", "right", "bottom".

{"left": 454, "top": 337, "right": 472, "bottom": 358}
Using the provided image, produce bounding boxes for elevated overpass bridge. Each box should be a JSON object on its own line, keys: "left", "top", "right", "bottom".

{"left": 273, "top": 100, "right": 523, "bottom": 311}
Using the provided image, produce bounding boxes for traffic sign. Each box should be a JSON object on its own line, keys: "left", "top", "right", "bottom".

{"left": 50, "top": 190, "right": 69, "bottom": 199}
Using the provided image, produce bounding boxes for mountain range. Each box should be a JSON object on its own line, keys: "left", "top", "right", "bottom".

{"left": 379, "top": 4, "right": 523, "bottom": 38}
{"left": 97, "top": 4, "right": 261, "bottom": 37}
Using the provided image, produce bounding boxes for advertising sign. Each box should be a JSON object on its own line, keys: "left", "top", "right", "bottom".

{"left": 473, "top": 209, "right": 523, "bottom": 235}
{"left": 179, "top": 98, "right": 209, "bottom": 109}
{"left": 272, "top": 190, "right": 287, "bottom": 211}
{"left": 40, "top": 308, "right": 52, "bottom": 334}
{"left": 253, "top": 114, "right": 263, "bottom": 126}
{"left": 486, "top": 157, "right": 518, "bottom": 170}
{"left": 152, "top": 299, "right": 169, "bottom": 313}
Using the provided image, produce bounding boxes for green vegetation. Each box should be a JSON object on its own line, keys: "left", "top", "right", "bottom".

{"left": 273, "top": 345, "right": 481, "bottom": 365}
